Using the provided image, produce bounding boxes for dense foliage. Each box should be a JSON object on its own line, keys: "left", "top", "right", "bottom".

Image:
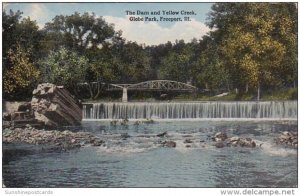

{"left": 39, "top": 47, "right": 89, "bottom": 96}
{"left": 2, "top": 3, "right": 297, "bottom": 100}
{"left": 3, "top": 44, "right": 40, "bottom": 99}
{"left": 207, "top": 3, "right": 297, "bottom": 99}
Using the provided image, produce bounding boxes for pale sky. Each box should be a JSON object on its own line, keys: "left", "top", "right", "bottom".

{"left": 3, "top": 2, "right": 213, "bottom": 45}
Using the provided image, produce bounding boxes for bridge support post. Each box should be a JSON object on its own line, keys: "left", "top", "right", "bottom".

{"left": 122, "top": 88, "right": 128, "bottom": 102}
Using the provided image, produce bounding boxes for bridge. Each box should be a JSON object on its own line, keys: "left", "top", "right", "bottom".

{"left": 80, "top": 80, "right": 197, "bottom": 102}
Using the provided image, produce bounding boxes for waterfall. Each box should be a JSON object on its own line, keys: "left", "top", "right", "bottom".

{"left": 82, "top": 101, "right": 297, "bottom": 120}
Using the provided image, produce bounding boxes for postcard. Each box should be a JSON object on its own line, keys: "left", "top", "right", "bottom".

{"left": 2, "top": 1, "right": 298, "bottom": 192}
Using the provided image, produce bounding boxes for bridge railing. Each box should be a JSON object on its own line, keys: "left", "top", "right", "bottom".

{"left": 127, "top": 80, "right": 197, "bottom": 91}
{"left": 78, "top": 80, "right": 197, "bottom": 92}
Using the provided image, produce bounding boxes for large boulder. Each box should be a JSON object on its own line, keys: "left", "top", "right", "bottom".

{"left": 31, "top": 83, "right": 82, "bottom": 127}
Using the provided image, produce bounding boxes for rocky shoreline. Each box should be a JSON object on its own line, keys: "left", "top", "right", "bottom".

{"left": 3, "top": 125, "right": 104, "bottom": 151}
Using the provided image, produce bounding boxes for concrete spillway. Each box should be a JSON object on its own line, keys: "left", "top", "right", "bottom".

{"left": 82, "top": 101, "right": 297, "bottom": 120}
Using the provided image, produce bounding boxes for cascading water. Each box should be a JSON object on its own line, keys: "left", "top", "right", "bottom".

{"left": 82, "top": 101, "right": 297, "bottom": 120}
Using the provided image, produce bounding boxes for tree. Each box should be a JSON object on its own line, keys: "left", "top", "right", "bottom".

{"left": 207, "top": 3, "right": 297, "bottom": 99}
{"left": 43, "top": 12, "right": 116, "bottom": 55}
{"left": 159, "top": 41, "right": 193, "bottom": 83}
{"left": 145, "top": 41, "right": 173, "bottom": 79}
{"left": 271, "top": 3, "right": 298, "bottom": 87}
{"left": 3, "top": 10, "right": 43, "bottom": 69}
{"left": 3, "top": 10, "right": 44, "bottom": 100}
{"left": 15, "top": 17, "right": 43, "bottom": 60}
{"left": 85, "top": 44, "right": 121, "bottom": 99}
{"left": 192, "top": 35, "right": 230, "bottom": 91}
{"left": 3, "top": 9, "right": 22, "bottom": 64}
{"left": 41, "top": 12, "right": 123, "bottom": 99}
{"left": 39, "top": 47, "right": 89, "bottom": 96}
{"left": 116, "top": 41, "right": 151, "bottom": 83}
{"left": 3, "top": 44, "right": 40, "bottom": 100}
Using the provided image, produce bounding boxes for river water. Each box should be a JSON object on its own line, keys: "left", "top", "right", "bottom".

{"left": 3, "top": 119, "right": 298, "bottom": 188}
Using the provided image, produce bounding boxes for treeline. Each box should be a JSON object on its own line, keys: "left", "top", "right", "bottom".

{"left": 2, "top": 3, "right": 297, "bottom": 100}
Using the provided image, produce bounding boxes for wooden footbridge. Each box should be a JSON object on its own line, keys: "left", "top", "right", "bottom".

{"left": 79, "top": 80, "right": 197, "bottom": 102}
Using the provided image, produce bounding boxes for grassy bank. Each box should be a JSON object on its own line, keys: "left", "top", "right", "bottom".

{"left": 174, "top": 88, "right": 297, "bottom": 101}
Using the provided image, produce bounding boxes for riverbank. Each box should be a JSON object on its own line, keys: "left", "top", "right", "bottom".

{"left": 3, "top": 125, "right": 105, "bottom": 151}
{"left": 81, "top": 88, "right": 297, "bottom": 102}
{"left": 173, "top": 88, "right": 298, "bottom": 101}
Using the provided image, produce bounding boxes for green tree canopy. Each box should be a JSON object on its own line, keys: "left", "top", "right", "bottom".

{"left": 39, "top": 47, "right": 89, "bottom": 96}
{"left": 192, "top": 35, "right": 230, "bottom": 91}
{"left": 3, "top": 10, "right": 43, "bottom": 68}
{"left": 43, "top": 12, "right": 116, "bottom": 55}
{"left": 117, "top": 42, "right": 151, "bottom": 83}
{"left": 3, "top": 44, "right": 40, "bottom": 100}
{"left": 159, "top": 40, "right": 193, "bottom": 83}
{"left": 207, "top": 3, "right": 297, "bottom": 98}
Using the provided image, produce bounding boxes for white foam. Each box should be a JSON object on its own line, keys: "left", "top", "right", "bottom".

{"left": 95, "top": 143, "right": 157, "bottom": 154}
{"left": 259, "top": 141, "right": 297, "bottom": 157}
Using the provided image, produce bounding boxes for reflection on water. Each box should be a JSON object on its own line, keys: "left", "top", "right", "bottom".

{"left": 3, "top": 121, "right": 298, "bottom": 187}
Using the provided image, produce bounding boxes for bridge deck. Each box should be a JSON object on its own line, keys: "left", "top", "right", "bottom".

{"left": 106, "top": 80, "right": 197, "bottom": 92}
{"left": 79, "top": 80, "right": 197, "bottom": 92}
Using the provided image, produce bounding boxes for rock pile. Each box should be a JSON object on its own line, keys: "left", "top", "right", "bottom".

{"left": 227, "top": 136, "right": 256, "bottom": 148}
{"left": 212, "top": 132, "right": 256, "bottom": 148}
{"left": 275, "top": 131, "right": 297, "bottom": 148}
{"left": 31, "top": 83, "right": 82, "bottom": 127}
{"left": 3, "top": 126, "right": 104, "bottom": 151}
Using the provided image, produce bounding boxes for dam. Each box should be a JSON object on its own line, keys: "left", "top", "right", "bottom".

{"left": 82, "top": 101, "right": 297, "bottom": 120}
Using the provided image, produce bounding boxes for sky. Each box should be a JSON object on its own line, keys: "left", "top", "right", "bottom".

{"left": 3, "top": 2, "right": 214, "bottom": 45}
